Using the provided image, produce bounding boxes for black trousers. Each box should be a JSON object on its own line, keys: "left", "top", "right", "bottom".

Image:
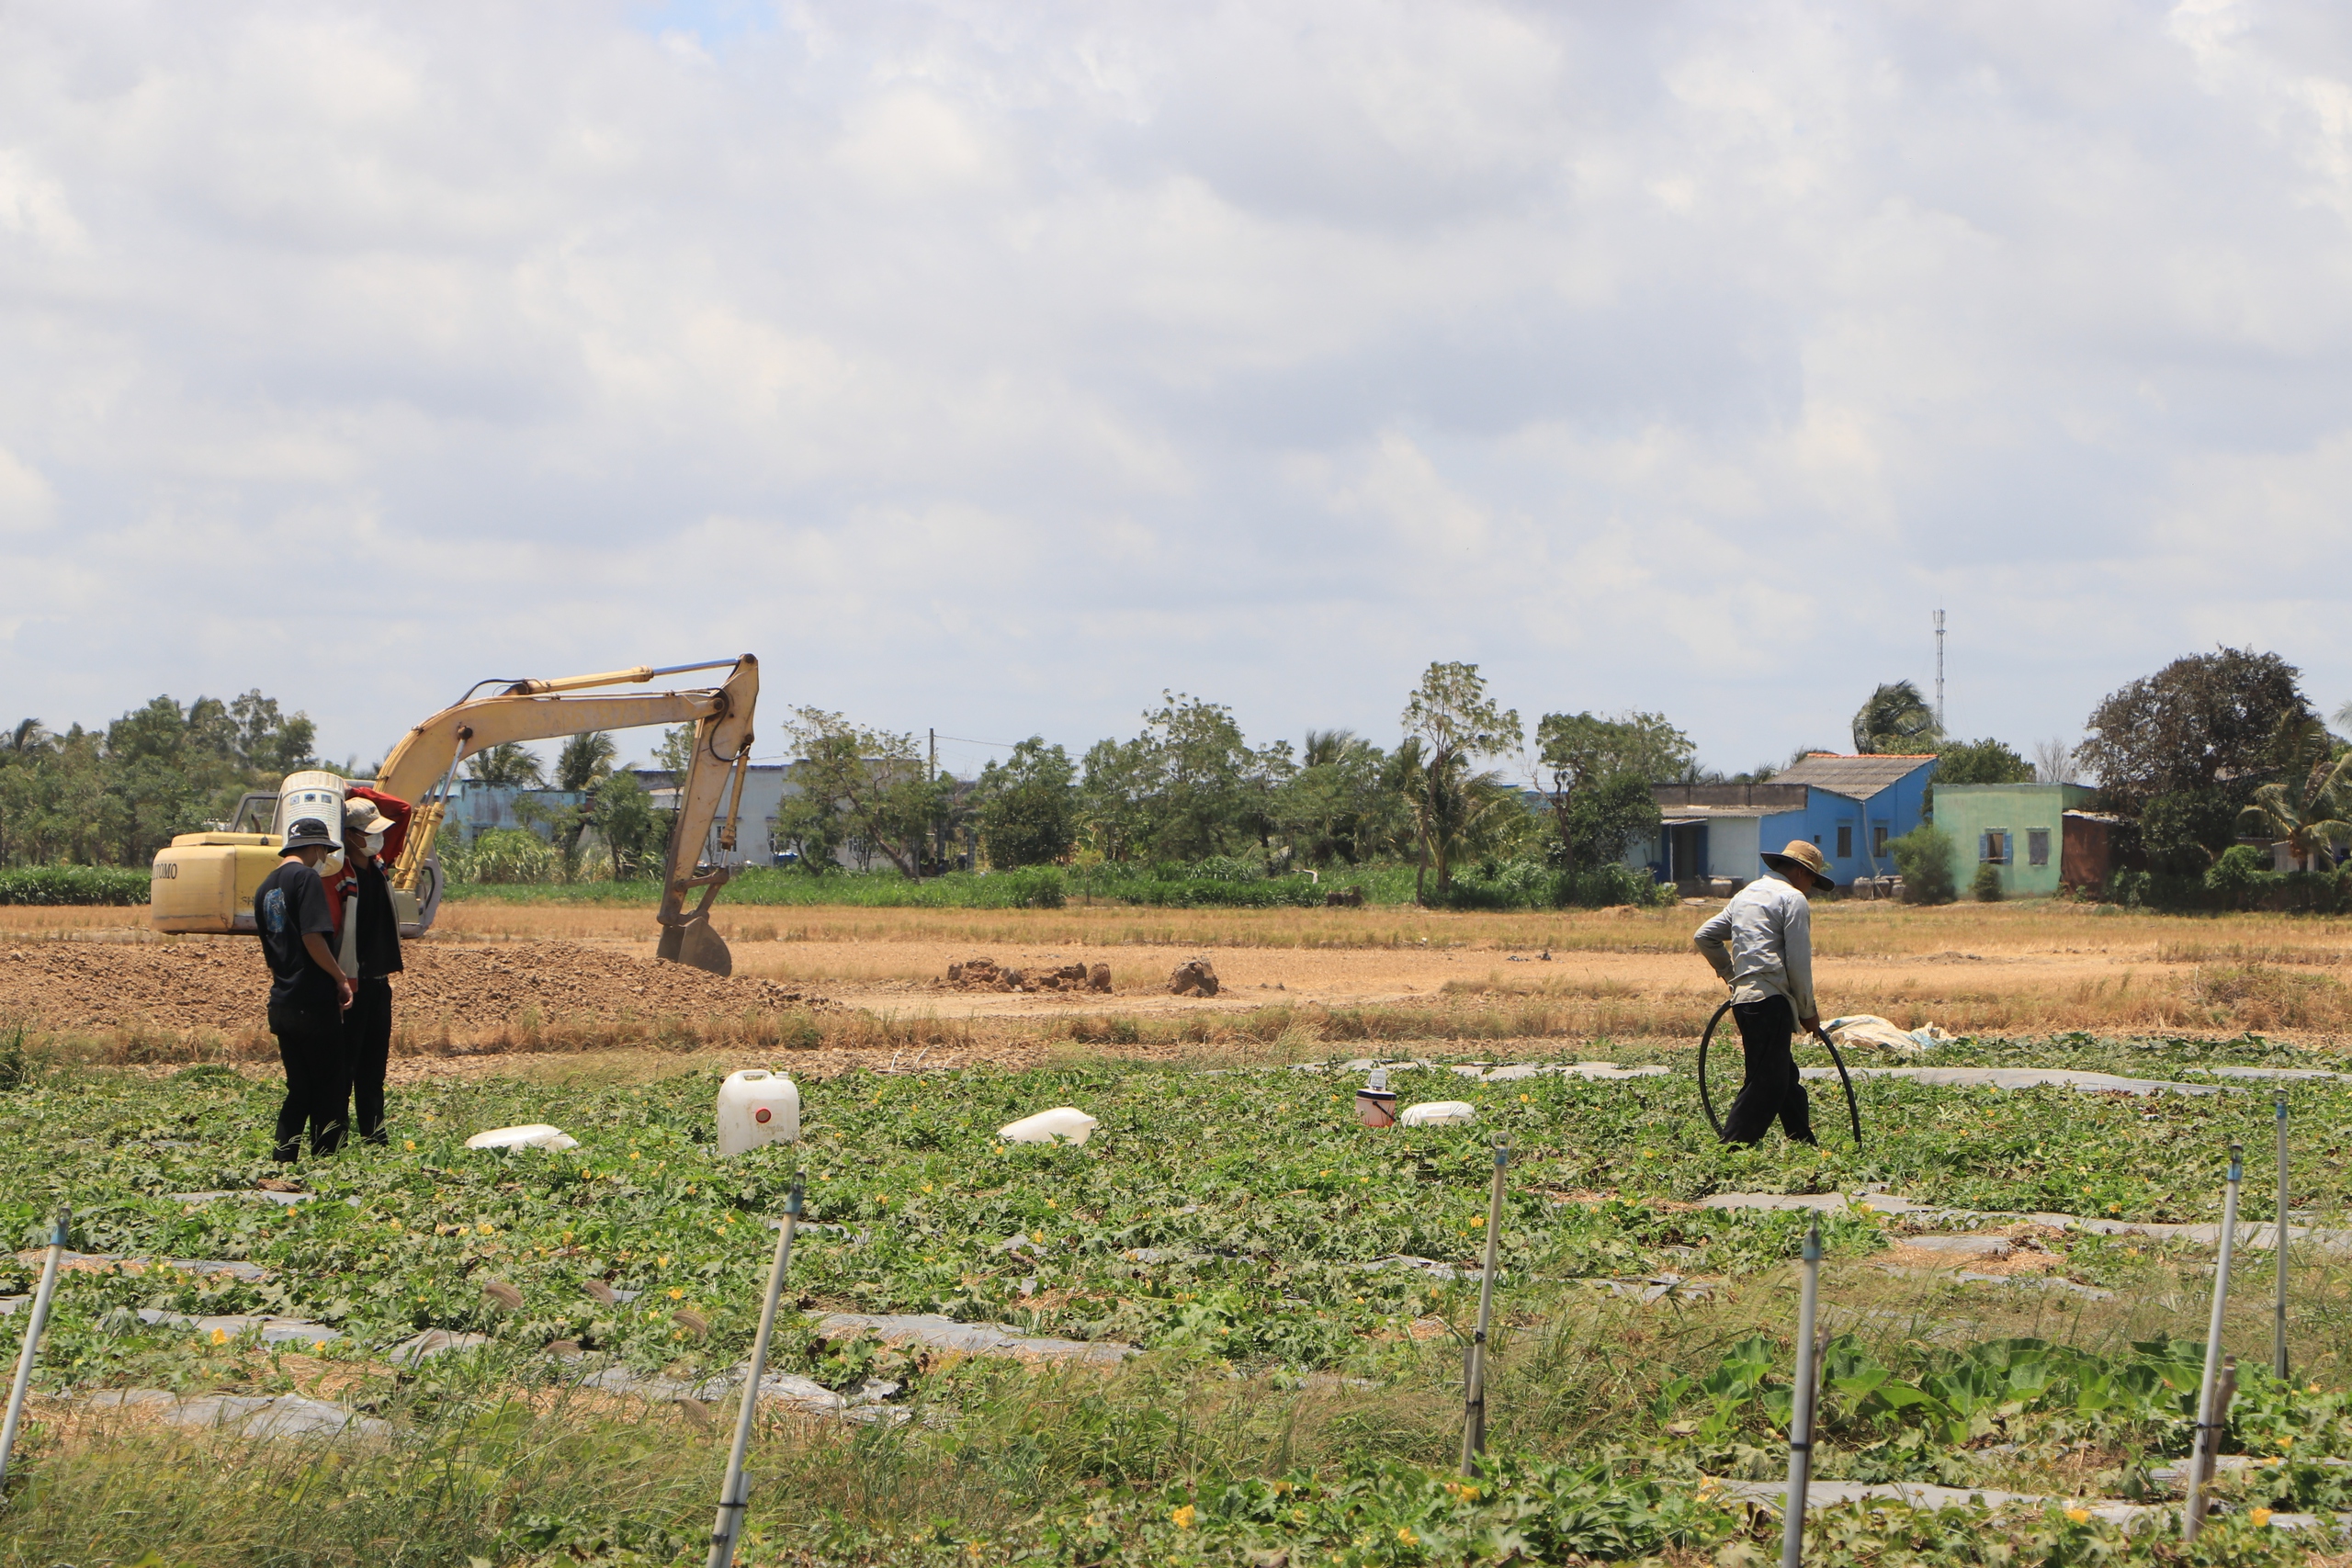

{"left": 268, "top": 1001, "right": 349, "bottom": 1161}
{"left": 1720, "top": 996, "right": 1815, "bottom": 1146}
{"left": 345, "top": 976, "right": 392, "bottom": 1145}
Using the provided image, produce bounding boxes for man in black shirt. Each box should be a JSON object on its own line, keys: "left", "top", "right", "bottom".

{"left": 334, "top": 790, "right": 409, "bottom": 1145}
{"left": 255, "top": 817, "right": 355, "bottom": 1161}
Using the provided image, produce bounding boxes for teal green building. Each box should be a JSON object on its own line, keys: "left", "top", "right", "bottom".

{"left": 1932, "top": 783, "right": 2098, "bottom": 897}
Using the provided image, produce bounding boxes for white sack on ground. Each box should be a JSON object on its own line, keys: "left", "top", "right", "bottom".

{"left": 998, "top": 1108, "right": 1099, "bottom": 1145}
{"left": 465, "top": 1123, "right": 580, "bottom": 1151}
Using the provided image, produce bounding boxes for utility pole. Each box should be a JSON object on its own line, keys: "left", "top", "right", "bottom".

{"left": 1933, "top": 609, "right": 1946, "bottom": 731}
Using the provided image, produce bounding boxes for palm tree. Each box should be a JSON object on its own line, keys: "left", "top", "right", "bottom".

{"left": 1851, "top": 681, "right": 1942, "bottom": 754}
{"left": 2237, "top": 719, "right": 2352, "bottom": 870}
{"left": 1398, "top": 744, "right": 1515, "bottom": 904}
{"left": 3, "top": 718, "right": 51, "bottom": 759}
{"left": 1301, "top": 728, "right": 1368, "bottom": 769}
{"left": 555, "top": 731, "right": 618, "bottom": 793}
{"left": 466, "top": 742, "right": 545, "bottom": 788}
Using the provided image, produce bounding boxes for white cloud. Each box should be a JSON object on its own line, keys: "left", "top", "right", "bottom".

{"left": 0, "top": 445, "right": 55, "bottom": 533}
{"left": 4, "top": 0, "right": 2352, "bottom": 769}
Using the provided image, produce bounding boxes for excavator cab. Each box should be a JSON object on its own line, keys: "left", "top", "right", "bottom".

{"left": 153, "top": 781, "right": 441, "bottom": 938}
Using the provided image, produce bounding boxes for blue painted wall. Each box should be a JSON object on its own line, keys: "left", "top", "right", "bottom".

{"left": 1633, "top": 761, "right": 1939, "bottom": 885}
{"left": 1758, "top": 765, "right": 1937, "bottom": 883}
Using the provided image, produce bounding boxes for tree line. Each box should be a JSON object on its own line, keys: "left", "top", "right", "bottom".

{"left": 6, "top": 649, "right": 2346, "bottom": 911}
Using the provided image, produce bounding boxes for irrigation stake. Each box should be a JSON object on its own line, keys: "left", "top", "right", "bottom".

{"left": 706, "top": 1173, "right": 803, "bottom": 1568}
{"left": 1780, "top": 1224, "right": 1823, "bottom": 1568}
{"left": 1460, "top": 1140, "right": 1510, "bottom": 1477}
{"left": 0, "top": 1209, "right": 69, "bottom": 1497}
{"left": 2184, "top": 1144, "right": 2244, "bottom": 1544}
{"left": 2275, "top": 1096, "right": 2290, "bottom": 1382}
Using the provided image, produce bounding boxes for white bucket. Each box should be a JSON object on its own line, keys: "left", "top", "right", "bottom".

{"left": 716, "top": 1068, "right": 800, "bottom": 1156}
{"left": 998, "top": 1107, "right": 1099, "bottom": 1145}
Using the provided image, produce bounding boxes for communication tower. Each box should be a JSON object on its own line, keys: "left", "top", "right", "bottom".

{"left": 1934, "top": 609, "right": 1946, "bottom": 729}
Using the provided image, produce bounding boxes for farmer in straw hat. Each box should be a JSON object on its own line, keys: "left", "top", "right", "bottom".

{"left": 1691, "top": 840, "right": 1836, "bottom": 1145}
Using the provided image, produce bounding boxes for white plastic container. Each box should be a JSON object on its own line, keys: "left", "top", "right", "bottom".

{"left": 1399, "top": 1101, "right": 1476, "bottom": 1127}
{"left": 465, "top": 1123, "right": 580, "bottom": 1151}
{"left": 277, "top": 771, "right": 347, "bottom": 843}
{"left": 998, "top": 1107, "right": 1099, "bottom": 1145}
{"left": 716, "top": 1068, "right": 801, "bottom": 1156}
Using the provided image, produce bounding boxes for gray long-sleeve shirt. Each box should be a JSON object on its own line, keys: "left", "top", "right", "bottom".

{"left": 1691, "top": 870, "right": 1817, "bottom": 1021}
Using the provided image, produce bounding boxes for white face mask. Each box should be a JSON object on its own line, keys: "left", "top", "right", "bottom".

{"left": 365, "top": 829, "right": 387, "bottom": 857}
{"left": 319, "top": 851, "right": 345, "bottom": 877}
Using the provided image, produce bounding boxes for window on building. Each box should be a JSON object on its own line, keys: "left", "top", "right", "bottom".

{"left": 2028, "top": 828, "right": 2050, "bottom": 867}
{"left": 1836, "top": 824, "right": 1852, "bottom": 859}
{"left": 1873, "top": 824, "right": 1890, "bottom": 857}
{"left": 1981, "top": 829, "right": 2010, "bottom": 864}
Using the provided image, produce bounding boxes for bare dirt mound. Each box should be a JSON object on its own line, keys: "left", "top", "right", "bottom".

{"left": 0, "top": 939, "right": 836, "bottom": 1038}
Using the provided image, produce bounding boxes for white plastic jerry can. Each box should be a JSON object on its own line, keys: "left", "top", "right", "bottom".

{"left": 715, "top": 1068, "right": 800, "bottom": 1156}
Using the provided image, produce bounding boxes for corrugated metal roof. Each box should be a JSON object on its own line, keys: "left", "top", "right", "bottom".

{"left": 1768, "top": 753, "right": 1938, "bottom": 799}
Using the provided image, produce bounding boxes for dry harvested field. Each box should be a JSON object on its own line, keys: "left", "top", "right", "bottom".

{"left": 6, "top": 896, "right": 2352, "bottom": 1065}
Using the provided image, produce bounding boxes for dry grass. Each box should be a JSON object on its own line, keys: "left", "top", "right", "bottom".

{"left": 17, "top": 897, "right": 2352, "bottom": 1053}
{"left": 422, "top": 895, "right": 2352, "bottom": 960}
{"left": 24, "top": 894, "right": 2352, "bottom": 962}
{"left": 1439, "top": 957, "right": 2352, "bottom": 1039}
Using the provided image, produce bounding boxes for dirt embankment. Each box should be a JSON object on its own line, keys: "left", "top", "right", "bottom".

{"left": 0, "top": 939, "right": 836, "bottom": 1041}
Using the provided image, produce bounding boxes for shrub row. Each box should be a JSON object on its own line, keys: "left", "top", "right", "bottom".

{"left": 443, "top": 857, "right": 1677, "bottom": 911}
{"left": 0, "top": 865, "right": 152, "bottom": 906}
{"left": 2109, "top": 855, "right": 2352, "bottom": 915}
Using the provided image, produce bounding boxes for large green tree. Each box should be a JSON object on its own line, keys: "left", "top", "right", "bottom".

{"left": 973, "top": 738, "right": 1078, "bottom": 869}
{"left": 2077, "top": 648, "right": 2312, "bottom": 811}
{"left": 1559, "top": 772, "right": 1660, "bottom": 872}
{"left": 1400, "top": 661, "right": 1521, "bottom": 903}
{"left": 1276, "top": 729, "right": 1397, "bottom": 865}
{"left": 1533, "top": 710, "right": 1691, "bottom": 869}
{"left": 779, "top": 708, "right": 948, "bottom": 878}
{"left": 1078, "top": 694, "right": 1293, "bottom": 863}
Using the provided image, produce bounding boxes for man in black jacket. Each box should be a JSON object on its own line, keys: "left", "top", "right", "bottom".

{"left": 255, "top": 818, "right": 355, "bottom": 1161}
{"left": 335, "top": 790, "right": 410, "bottom": 1145}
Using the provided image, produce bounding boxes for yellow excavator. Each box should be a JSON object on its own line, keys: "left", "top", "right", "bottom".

{"left": 149, "top": 656, "right": 760, "bottom": 976}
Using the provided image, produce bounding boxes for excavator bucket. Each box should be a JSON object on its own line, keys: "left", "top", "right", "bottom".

{"left": 659, "top": 916, "right": 733, "bottom": 977}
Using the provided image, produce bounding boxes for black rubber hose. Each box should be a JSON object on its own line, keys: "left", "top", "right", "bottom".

{"left": 1813, "top": 1025, "right": 1866, "bottom": 1150}
{"left": 1697, "top": 998, "right": 1864, "bottom": 1148}
{"left": 1697, "top": 998, "right": 1736, "bottom": 1140}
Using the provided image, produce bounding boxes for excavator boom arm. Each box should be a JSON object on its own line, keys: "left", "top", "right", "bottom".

{"left": 377, "top": 655, "right": 759, "bottom": 974}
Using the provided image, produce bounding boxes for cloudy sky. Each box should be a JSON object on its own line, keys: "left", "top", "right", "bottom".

{"left": 6, "top": 0, "right": 2351, "bottom": 779}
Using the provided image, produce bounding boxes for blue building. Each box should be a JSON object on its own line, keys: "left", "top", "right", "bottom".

{"left": 1629, "top": 753, "right": 1939, "bottom": 890}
